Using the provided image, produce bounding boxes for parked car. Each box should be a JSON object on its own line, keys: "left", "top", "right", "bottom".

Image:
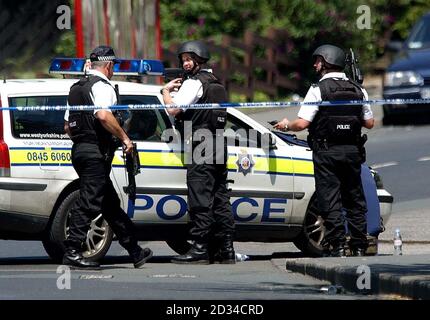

{"left": 0, "top": 59, "right": 393, "bottom": 260}
{"left": 383, "top": 12, "right": 430, "bottom": 124}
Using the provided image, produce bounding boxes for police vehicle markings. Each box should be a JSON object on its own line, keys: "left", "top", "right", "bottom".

{"left": 127, "top": 193, "right": 291, "bottom": 224}
{"left": 9, "top": 147, "right": 72, "bottom": 166}
{"left": 8, "top": 147, "right": 309, "bottom": 202}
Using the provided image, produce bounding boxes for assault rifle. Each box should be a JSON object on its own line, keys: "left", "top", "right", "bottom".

{"left": 114, "top": 84, "right": 141, "bottom": 202}
{"left": 346, "top": 48, "right": 363, "bottom": 84}
{"left": 124, "top": 143, "right": 140, "bottom": 201}
{"left": 163, "top": 68, "right": 184, "bottom": 82}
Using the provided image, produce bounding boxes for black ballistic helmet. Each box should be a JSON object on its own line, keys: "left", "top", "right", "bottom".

{"left": 177, "top": 40, "right": 210, "bottom": 63}
{"left": 312, "top": 44, "right": 346, "bottom": 69}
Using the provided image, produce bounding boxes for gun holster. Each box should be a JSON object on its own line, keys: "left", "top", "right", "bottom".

{"left": 307, "top": 136, "right": 327, "bottom": 151}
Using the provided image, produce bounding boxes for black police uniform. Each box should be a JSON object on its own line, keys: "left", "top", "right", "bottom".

{"left": 175, "top": 71, "right": 235, "bottom": 263}
{"left": 308, "top": 77, "right": 368, "bottom": 254}
{"left": 64, "top": 74, "right": 143, "bottom": 261}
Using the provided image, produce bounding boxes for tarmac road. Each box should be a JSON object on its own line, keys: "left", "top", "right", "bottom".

{"left": 0, "top": 240, "right": 377, "bottom": 300}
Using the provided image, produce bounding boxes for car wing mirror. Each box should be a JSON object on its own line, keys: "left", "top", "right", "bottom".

{"left": 263, "top": 133, "right": 277, "bottom": 150}
{"left": 269, "top": 135, "right": 277, "bottom": 150}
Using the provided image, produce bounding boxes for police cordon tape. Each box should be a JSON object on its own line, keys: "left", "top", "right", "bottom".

{"left": 3, "top": 98, "right": 430, "bottom": 111}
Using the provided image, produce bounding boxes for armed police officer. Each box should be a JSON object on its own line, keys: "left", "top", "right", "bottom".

{"left": 63, "top": 45, "right": 153, "bottom": 268}
{"left": 274, "top": 44, "right": 374, "bottom": 257}
{"left": 161, "top": 40, "right": 236, "bottom": 264}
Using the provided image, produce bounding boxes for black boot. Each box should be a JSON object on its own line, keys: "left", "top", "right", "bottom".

{"left": 330, "top": 244, "right": 346, "bottom": 257}
{"left": 128, "top": 247, "right": 153, "bottom": 268}
{"left": 351, "top": 247, "right": 366, "bottom": 257}
{"left": 214, "top": 235, "right": 236, "bottom": 264}
{"left": 62, "top": 249, "right": 100, "bottom": 269}
{"left": 171, "top": 241, "right": 210, "bottom": 265}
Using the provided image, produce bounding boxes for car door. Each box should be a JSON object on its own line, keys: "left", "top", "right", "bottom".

{"left": 225, "top": 111, "right": 294, "bottom": 226}
{"left": 6, "top": 94, "right": 75, "bottom": 216}
{"left": 111, "top": 94, "right": 187, "bottom": 223}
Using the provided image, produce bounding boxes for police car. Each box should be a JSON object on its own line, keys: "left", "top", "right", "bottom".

{"left": 0, "top": 58, "right": 393, "bottom": 261}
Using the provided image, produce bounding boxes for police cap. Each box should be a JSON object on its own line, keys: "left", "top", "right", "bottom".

{"left": 89, "top": 45, "right": 119, "bottom": 63}
{"left": 312, "top": 44, "right": 345, "bottom": 69}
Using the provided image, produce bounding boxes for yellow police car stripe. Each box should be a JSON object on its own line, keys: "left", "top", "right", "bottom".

{"left": 9, "top": 148, "right": 72, "bottom": 165}
{"left": 9, "top": 148, "right": 314, "bottom": 175}
{"left": 112, "top": 150, "right": 183, "bottom": 167}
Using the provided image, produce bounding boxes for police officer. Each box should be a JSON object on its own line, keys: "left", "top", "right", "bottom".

{"left": 274, "top": 44, "right": 374, "bottom": 257}
{"left": 162, "top": 40, "right": 236, "bottom": 264}
{"left": 63, "top": 45, "right": 153, "bottom": 268}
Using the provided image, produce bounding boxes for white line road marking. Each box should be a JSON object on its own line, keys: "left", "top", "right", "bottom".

{"left": 370, "top": 161, "right": 399, "bottom": 169}
{"left": 417, "top": 156, "right": 430, "bottom": 162}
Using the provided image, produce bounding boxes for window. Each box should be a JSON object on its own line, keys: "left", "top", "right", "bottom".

{"left": 9, "top": 96, "right": 69, "bottom": 139}
{"left": 407, "top": 17, "right": 430, "bottom": 49}
{"left": 120, "top": 95, "right": 171, "bottom": 142}
{"left": 225, "top": 114, "right": 263, "bottom": 148}
{"left": 9, "top": 94, "right": 170, "bottom": 141}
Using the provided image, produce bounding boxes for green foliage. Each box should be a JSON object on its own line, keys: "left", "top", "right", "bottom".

{"left": 54, "top": 30, "right": 76, "bottom": 57}
{"left": 160, "top": 0, "right": 430, "bottom": 66}
{"left": 390, "top": 0, "right": 430, "bottom": 39}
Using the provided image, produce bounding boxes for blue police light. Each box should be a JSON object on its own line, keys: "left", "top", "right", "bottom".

{"left": 113, "top": 59, "right": 164, "bottom": 76}
{"left": 49, "top": 58, "right": 165, "bottom": 76}
{"left": 49, "top": 58, "right": 86, "bottom": 74}
{"left": 140, "top": 60, "right": 164, "bottom": 76}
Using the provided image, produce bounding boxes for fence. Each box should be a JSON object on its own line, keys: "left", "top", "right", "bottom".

{"left": 162, "top": 28, "right": 300, "bottom": 101}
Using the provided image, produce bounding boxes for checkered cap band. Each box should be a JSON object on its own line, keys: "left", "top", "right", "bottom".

{"left": 95, "top": 55, "right": 116, "bottom": 61}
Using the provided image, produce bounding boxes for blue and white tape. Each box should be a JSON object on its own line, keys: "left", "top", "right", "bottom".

{"left": 3, "top": 98, "right": 430, "bottom": 112}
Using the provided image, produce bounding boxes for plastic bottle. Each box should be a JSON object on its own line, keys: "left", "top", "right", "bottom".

{"left": 393, "top": 228, "right": 403, "bottom": 256}
{"left": 235, "top": 253, "right": 249, "bottom": 262}
{"left": 320, "top": 285, "right": 343, "bottom": 295}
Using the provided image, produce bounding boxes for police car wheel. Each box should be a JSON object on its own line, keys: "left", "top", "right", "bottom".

{"left": 166, "top": 239, "right": 192, "bottom": 255}
{"left": 43, "top": 190, "right": 114, "bottom": 262}
{"left": 293, "top": 196, "right": 325, "bottom": 257}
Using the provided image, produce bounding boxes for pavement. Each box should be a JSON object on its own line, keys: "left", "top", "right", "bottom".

{"left": 285, "top": 253, "right": 430, "bottom": 300}
{"left": 286, "top": 206, "right": 430, "bottom": 300}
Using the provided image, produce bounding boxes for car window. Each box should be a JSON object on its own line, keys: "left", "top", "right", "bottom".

{"left": 407, "top": 17, "right": 430, "bottom": 49}
{"left": 9, "top": 94, "right": 169, "bottom": 141}
{"left": 9, "top": 96, "right": 69, "bottom": 139}
{"left": 120, "top": 95, "right": 171, "bottom": 142}
{"left": 225, "top": 113, "right": 263, "bottom": 148}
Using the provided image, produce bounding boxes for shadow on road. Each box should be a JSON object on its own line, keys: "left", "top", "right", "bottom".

{"left": 0, "top": 251, "right": 306, "bottom": 266}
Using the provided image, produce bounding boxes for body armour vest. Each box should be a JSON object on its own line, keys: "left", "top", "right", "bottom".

{"left": 67, "top": 75, "right": 118, "bottom": 152}
{"left": 182, "top": 71, "right": 228, "bottom": 133}
{"left": 308, "top": 78, "right": 364, "bottom": 145}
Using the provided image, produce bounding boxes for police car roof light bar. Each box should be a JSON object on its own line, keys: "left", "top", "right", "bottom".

{"left": 49, "top": 58, "right": 165, "bottom": 76}
{"left": 49, "top": 58, "right": 86, "bottom": 75}
{"left": 113, "top": 59, "right": 164, "bottom": 76}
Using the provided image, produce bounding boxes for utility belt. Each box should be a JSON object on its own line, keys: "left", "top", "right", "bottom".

{"left": 307, "top": 134, "right": 367, "bottom": 163}
{"left": 307, "top": 134, "right": 366, "bottom": 149}
{"left": 71, "top": 134, "right": 121, "bottom": 161}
